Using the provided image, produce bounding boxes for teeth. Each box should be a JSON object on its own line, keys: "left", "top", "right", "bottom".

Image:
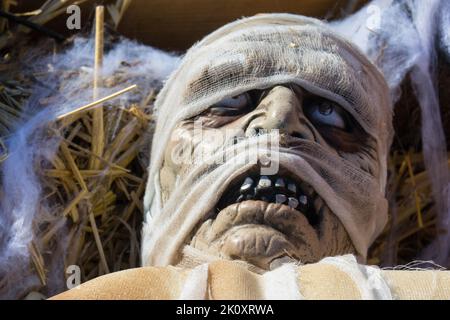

{"left": 288, "top": 197, "right": 299, "bottom": 209}
{"left": 275, "top": 178, "right": 285, "bottom": 188}
{"left": 275, "top": 194, "right": 287, "bottom": 204}
{"left": 302, "top": 183, "right": 314, "bottom": 197}
{"left": 287, "top": 182, "right": 297, "bottom": 194}
{"left": 314, "top": 197, "right": 323, "bottom": 212}
{"left": 232, "top": 175, "right": 312, "bottom": 213}
{"left": 240, "top": 177, "right": 254, "bottom": 194}
{"left": 256, "top": 176, "right": 271, "bottom": 190}
{"left": 299, "top": 195, "right": 308, "bottom": 206}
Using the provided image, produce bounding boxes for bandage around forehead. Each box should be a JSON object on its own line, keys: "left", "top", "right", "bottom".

{"left": 142, "top": 13, "right": 393, "bottom": 267}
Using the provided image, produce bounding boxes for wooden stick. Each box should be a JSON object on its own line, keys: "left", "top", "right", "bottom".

{"left": 61, "top": 189, "right": 88, "bottom": 218}
{"left": 0, "top": 8, "right": 65, "bottom": 42}
{"left": 29, "top": 242, "right": 46, "bottom": 286}
{"left": 0, "top": 1, "right": 10, "bottom": 34}
{"left": 89, "top": 209, "right": 110, "bottom": 274}
{"left": 90, "top": 6, "right": 105, "bottom": 170}
{"left": 0, "top": 137, "right": 8, "bottom": 163}
{"left": 44, "top": 169, "right": 127, "bottom": 178}
{"left": 56, "top": 84, "right": 137, "bottom": 120}
{"left": 405, "top": 153, "right": 424, "bottom": 228}
{"left": 60, "top": 142, "right": 88, "bottom": 192}
{"left": 62, "top": 136, "right": 131, "bottom": 173}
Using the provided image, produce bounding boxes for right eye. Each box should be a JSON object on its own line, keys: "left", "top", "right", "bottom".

{"left": 209, "top": 92, "right": 252, "bottom": 116}
{"left": 307, "top": 100, "right": 347, "bottom": 130}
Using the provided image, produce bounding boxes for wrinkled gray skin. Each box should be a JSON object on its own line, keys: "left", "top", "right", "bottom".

{"left": 159, "top": 85, "right": 358, "bottom": 270}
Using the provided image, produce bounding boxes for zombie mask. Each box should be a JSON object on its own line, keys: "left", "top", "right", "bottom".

{"left": 141, "top": 14, "right": 393, "bottom": 271}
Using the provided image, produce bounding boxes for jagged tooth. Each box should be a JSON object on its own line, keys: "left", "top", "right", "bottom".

{"left": 299, "top": 195, "right": 308, "bottom": 206}
{"left": 288, "top": 197, "right": 299, "bottom": 209}
{"left": 237, "top": 194, "right": 245, "bottom": 202}
{"left": 275, "top": 177, "right": 285, "bottom": 188}
{"left": 257, "top": 176, "right": 271, "bottom": 189}
{"left": 299, "top": 181, "right": 314, "bottom": 197}
{"left": 275, "top": 194, "right": 287, "bottom": 204}
{"left": 314, "top": 196, "right": 323, "bottom": 211}
{"left": 305, "top": 185, "right": 315, "bottom": 197}
{"left": 240, "top": 177, "right": 254, "bottom": 194}
{"left": 287, "top": 182, "right": 297, "bottom": 194}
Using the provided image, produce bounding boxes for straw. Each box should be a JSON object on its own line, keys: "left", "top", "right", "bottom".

{"left": 90, "top": 6, "right": 105, "bottom": 171}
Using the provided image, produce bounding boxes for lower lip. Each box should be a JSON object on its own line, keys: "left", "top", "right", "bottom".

{"left": 220, "top": 224, "right": 295, "bottom": 269}
{"left": 196, "top": 200, "right": 318, "bottom": 268}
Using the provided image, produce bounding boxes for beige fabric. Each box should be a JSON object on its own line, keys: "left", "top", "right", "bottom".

{"left": 299, "top": 263, "right": 362, "bottom": 299}
{"left": 178, "top": 263, "right": 209, "bottom": 299}
{"left": 383, "top": 270, "right": 450, "bottom": 299}
{"left": 50, "top": 258, "right": 450, "bottom": 300}
{"left": 318, "top": 255, "right": 393, "bottom": 299}
{"left": 50, "top": 266, "right": 189, "bottom": 300}
{"left": 141, "top": 13, "right": 393, "bottom": 268}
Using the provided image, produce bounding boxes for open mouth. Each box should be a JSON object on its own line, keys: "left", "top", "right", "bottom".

{"left": 216, "top": 168, "right": 322, "bottom": 228}
{"left": 188, "top": 166, "right": 331, "bottom": 269}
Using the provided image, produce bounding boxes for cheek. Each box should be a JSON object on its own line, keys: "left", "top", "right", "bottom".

{"left": 159, "top": 127, "right": 195, "bottom": 197}
{"left": 159, "top": 165, "right": 176, "bottom": 202}
{"left": 338, "top": 144, "right": 380, "bottom": 178}
{"left": 161, "top": 124, "right": 228, "bottom": 180}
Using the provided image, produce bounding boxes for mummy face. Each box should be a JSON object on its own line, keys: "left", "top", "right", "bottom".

{"left": 158, "top": 85, "right": 378, "bottom": 269}
{"left": 142, "top": 14, "right": 393, "bottom": 270}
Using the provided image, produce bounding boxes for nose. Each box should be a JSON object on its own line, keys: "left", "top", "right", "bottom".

{"left": 245, "top": 85, "right": 312, "bottom": 140}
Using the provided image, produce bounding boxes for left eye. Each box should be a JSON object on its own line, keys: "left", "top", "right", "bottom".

{"left": 307, "top": 100, "right": 347, "bottom": 130}
{"left": 209, "top": 93, "right": 251, "bottom": 116}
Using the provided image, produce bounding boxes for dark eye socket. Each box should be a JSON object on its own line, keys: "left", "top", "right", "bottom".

{"left": 302, "top": 95, "right": 367, "bottom": 152}
{"left": 304, "top": 97, "right": 350, "bottom": 131}
{"left": 208, "top": 89, "right": 268, "bottom": 116}
{"left": 208, "top": 92, "right": 252, "bottom": 116}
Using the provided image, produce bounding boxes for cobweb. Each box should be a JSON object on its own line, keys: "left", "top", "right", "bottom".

{"left": 331, "top": 0, "right": 450, "bottom": 266}
{"left": 0, "top": 36, "right": 179, "bottom": 299}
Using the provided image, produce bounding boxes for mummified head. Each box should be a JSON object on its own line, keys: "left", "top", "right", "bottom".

{"left": 141, "top": 14, "right": 393, "bottom": 270}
